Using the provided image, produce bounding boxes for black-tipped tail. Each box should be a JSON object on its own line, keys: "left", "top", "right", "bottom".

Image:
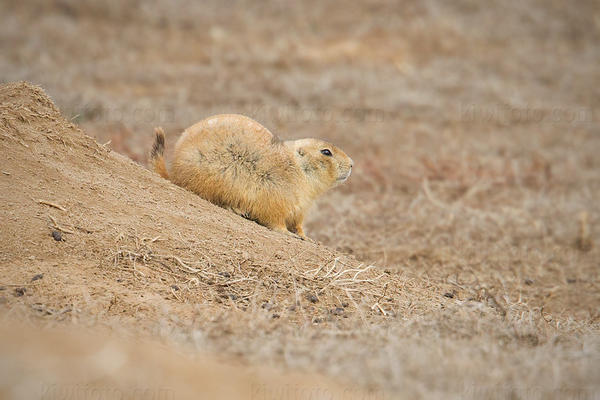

{"left": 150, "top": 127, "right": 169, "bottom": 179}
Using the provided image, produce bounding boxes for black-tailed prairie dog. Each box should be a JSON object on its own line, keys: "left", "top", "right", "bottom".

{"left": 150, "top": 114, "right": 353, "bottom": 239}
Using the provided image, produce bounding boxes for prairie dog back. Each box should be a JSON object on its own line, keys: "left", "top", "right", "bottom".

{"left": 171, "top": 115, "right": 301, "bottom": 218}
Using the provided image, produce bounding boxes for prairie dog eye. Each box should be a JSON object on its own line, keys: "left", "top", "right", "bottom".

{"left": 320, "top": 149, "right": 332, "bottom": 156}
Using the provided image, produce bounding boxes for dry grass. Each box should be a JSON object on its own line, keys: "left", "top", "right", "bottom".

{"left": 0, "top": 0, "right": 599, "bottom": 399}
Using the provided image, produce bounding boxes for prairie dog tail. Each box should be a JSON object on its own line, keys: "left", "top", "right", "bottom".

{"left": 150, "top": 127, "right": 169, "bottom": 179}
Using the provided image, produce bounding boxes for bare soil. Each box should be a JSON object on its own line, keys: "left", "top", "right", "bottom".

{"left": 1, "top": 1, "right": 599, "bottom": 399}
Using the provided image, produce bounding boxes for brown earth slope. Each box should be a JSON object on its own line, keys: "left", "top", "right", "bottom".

{"left": 0, "top": 82, "right": 392, "bottom": 326}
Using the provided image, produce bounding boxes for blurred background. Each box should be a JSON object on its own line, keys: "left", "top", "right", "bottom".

{"left": 1, "top": 0, "right": 599, "bottom": 397}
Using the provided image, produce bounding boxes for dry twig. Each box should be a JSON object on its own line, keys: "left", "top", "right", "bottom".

{"left": 38, "top": 199, "right": 67, "bottom": 211}
{"left": 48, "top": 215, "right": 75, "bottom": 234}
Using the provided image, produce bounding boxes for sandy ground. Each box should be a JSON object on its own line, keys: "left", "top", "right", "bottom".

{"left": 1, "top": 1, "right": 599, "bottom": 399}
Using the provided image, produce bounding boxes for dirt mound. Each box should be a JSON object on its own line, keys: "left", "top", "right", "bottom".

{"left": 0, "top": 82, "right": 395, "bottom": 325}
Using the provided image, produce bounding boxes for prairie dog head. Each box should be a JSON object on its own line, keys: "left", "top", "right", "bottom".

{"left": 287, "top": 138, "right": 353, "bottom": 191}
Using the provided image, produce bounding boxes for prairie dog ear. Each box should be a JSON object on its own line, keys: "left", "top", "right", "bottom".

{"left": 297, "top": 147, "right": 305, "bottom": 156}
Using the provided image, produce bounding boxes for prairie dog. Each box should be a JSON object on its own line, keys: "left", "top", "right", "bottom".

{"left": 150, "top": 114, "right": 353, "bottom": 239}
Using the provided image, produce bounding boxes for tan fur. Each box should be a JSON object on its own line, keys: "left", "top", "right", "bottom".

{"left": 149, "top": 114, "right": 353, "bottom": 239}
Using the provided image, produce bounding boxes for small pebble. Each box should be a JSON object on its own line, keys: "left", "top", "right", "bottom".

{"left": 218, "top": 271, "right": 231, "bottom": 278}
{"left": 524, "top": 278, "right": 534, "bottom": 285}
{"left": 171, "top": 284, "right": 180, "bottom": 291}
{"left": 14, "top": 288, "right": 26, "bottom": 297}
{"left": 272, "top": 313, "right": 280, "bottom": 319}
{"left": 31, "top": 273, "right": 44, "bottom": 282}
{"left": 443, "top": 292, "right": 454, "bottom": 298}
{"left": 331, "top": 307, "right": 344, "bottom": 316}
{"left": 51, "top": 230, "right": 62, "bottom": 241}
{"left": 306, "top": 293, "right": 318, "bottom": 303}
